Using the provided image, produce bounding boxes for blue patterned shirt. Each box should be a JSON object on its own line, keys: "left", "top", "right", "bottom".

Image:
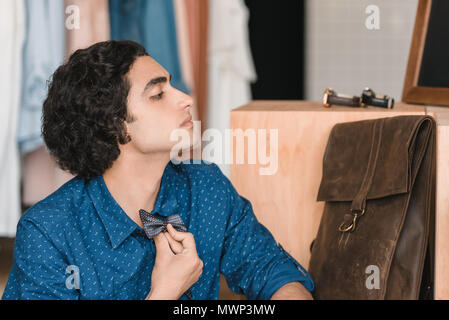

{"left": 2, "top": 160, "right": 314, "bottom": 300}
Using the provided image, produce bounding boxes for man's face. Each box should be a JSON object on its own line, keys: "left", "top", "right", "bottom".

{"left": 123, "top": 56, "right": 195, "bottom": 155}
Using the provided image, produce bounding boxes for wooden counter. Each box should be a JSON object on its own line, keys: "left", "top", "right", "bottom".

{"left": 222, "top": 100, "right": 448, "bottom": 299}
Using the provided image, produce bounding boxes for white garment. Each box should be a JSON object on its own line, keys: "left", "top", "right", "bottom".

{"left": 206, "top": 0, "right": 257, "bottom": 177}
{"left": 0, "top": 0, "right": 26, "bottom": 237}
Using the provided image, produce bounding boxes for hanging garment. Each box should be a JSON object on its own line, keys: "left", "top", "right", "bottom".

{"left": 109, "top": 0, "right": 189, "bottom": 94}
{"left": 22, "top": 0, "right": 111, "bottom": 208}
{"left": 205, "top": 0, "right": 257, "bottom": 177}
{"left": 0, "top": 0, "right": 26, "bottom": 237}
{"left": 65, "top": 0, "right": 110, "bottom": 56}
{"left": 17, "top": 0, "right": 65, "bottom": 155}
{"left": 18, "top": 0, "right": 67, "bottom": 209}
{"left": 173, "top": 0, "right": 198, "bottom": 122}
{"left": 185, "top": 0, "right": 209, "bottom": 131}
{"left": 173, "top": 0, "right": 202, "bottom": 161}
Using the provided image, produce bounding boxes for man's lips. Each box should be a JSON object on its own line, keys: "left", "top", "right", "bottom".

{"left": 180, "top": 114, "right": 192, "bottom": 126}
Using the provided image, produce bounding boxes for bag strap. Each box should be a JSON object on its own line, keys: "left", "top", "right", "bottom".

{"left": 339, "top": 118, "right": 385, "bottom": 233}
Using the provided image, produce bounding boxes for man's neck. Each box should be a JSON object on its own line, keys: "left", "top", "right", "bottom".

{"left": 102, "top": 149, "right": 171, "bottom": 229}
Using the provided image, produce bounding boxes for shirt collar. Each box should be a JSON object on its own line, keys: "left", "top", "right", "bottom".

{"left": 86, "top": 161, "right": 182, "bottom": 249}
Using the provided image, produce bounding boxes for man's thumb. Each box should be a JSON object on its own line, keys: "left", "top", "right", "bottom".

{"left": 166, "top": 223, "right": 188, "bottom": 242}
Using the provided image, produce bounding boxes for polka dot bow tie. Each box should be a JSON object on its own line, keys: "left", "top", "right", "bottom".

{"left": 138, "top": 209, "right": 193, "bottom": 300}
{"left": 139, "top": 209, "right": 188, "bottom": 237}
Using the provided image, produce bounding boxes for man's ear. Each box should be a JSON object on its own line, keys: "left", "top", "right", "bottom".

{"left": 117, "top": 119, "right": 133, "bottom": 145}
{"left": 121, "top": 109, "right": 138, "bottom": 141}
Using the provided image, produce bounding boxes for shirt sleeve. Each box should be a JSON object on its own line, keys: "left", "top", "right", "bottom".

{"left": 218, "top": 168, "right": 315, "bottom": 300}
{"left": 1, "top": 218, "right": 80, "bottom": 300}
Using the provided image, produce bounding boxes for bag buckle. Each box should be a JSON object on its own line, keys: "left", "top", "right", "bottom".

{"left": 338, "top": 208, "right": 365, "bottom": 233}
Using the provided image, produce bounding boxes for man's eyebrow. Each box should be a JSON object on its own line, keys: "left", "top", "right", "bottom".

{"left": 142, "top": 73, "right": 172, "bottom": 95}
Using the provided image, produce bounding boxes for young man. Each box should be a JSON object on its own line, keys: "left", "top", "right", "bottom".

{"left": 2, "top": 40, "right": 314, "bottom": 300}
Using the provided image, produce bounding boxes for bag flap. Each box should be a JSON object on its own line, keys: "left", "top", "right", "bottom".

{"left": 316, "top": 116, "right": 431, "bottom": 202}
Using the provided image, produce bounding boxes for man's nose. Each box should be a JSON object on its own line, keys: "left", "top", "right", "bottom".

{"left": 178, "top": 90, "right": 194, "bottom": 110}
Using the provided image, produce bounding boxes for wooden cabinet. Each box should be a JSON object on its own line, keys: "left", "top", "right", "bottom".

{"left": 222, "top": 100, "right": 449, "bottom": 300}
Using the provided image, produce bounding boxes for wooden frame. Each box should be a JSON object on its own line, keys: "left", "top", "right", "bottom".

{"left": 402, "top": 0, "right": 449, "bottom": 106}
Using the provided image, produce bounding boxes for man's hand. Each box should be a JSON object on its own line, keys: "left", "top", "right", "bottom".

{"left": 146, "top": 224, "right": 203, "bottom": 300}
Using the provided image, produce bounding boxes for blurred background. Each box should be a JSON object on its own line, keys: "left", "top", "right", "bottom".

{"left": 0, "top": 0, "right": 419, "bottom": 298}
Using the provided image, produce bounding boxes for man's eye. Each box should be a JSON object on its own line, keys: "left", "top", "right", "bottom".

{"left": 151, "top": 92, "right": 164, "bottom": 100}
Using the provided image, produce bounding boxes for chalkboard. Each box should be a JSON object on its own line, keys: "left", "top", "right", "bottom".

{"left": 402, "top": 0, "right": 449, "bottom": 106}
{"left": 417, "top": 0, "right": 449, "bottom": 88}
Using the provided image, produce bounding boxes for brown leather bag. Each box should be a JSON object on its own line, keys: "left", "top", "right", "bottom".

{"left": 308, "top": 115, "right": 436, "bottom": 299}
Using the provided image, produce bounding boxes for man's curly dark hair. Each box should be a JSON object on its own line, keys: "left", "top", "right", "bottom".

{"left": 42, "top": 40, "right": 149, "bottom": 181}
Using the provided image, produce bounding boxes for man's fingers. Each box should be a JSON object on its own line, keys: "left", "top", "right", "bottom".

{"left": 166, "top": 224, "right": 196, "bottom": 251}
{"left": 163, "top": 232, "right": 183, "bottom": 254}
{"left": 153, "top": 232, "right": 174, "bottom": 256}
